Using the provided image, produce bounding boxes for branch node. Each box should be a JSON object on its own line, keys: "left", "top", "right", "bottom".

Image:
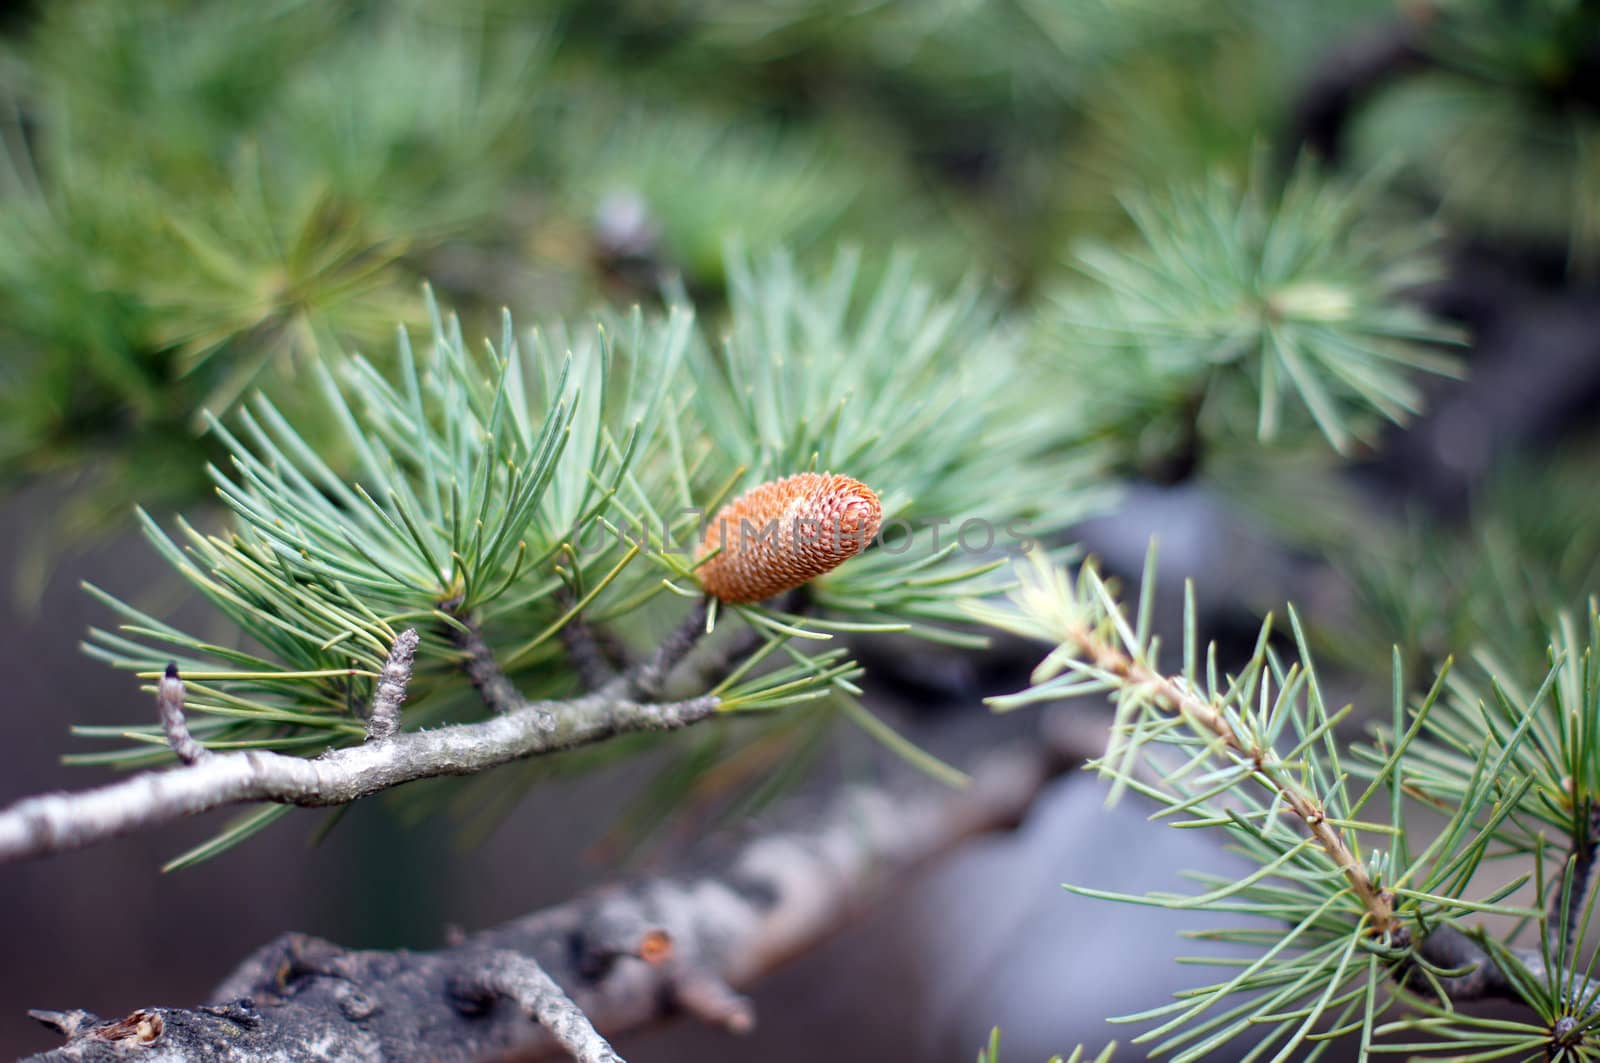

{"left": 572, "top": 915, "right": 674, "bottom": 981}
{"left": 335, "top": 984, "right": 381, "bottom": 1021}
{"left": 365, "top": 628, "right": 421, "bottom": 741}
{"left": 638, "top": 928, "right": 673, "bottom": 967}
{"left": 158, "top": 663, "right": 208, "bottom": 765}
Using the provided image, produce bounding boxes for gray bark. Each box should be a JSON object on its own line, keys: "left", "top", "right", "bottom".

{"left": 21, "top": 742, "right": 1064, "bottom": 1063}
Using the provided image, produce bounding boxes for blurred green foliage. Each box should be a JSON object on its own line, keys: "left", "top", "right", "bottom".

{"left": 0, "top": 0, "right": 1411, "bottom": 543}
{"left": 3, "top": 0, "right": 1590, "bottom": 499}
{"left": 1348, "top": 0, "right": 1600, "bottom": 266}
{"left": 1321, "top": 431, "right": 1600, "bottom": 687}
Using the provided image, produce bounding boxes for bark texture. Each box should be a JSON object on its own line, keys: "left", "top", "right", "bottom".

{"left": 21, "top": 741, "right": 1067, "bottom": 1063}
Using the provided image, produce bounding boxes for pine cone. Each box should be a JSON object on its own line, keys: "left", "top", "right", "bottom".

{"left": 695, "top": 473, "right": 882, "bottom": 603}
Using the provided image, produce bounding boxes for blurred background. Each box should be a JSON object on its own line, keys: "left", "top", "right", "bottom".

{"left": 2, "top": 0, "right": 1599, "bottom": 1058}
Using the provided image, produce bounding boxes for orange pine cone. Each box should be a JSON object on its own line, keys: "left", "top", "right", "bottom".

{"left": 695, "top": 473, "right": 882, "bottom": 603}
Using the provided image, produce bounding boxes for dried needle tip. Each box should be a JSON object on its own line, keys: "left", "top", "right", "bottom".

{"left": 695, "top": 472, "right": 882, "bottom": 604}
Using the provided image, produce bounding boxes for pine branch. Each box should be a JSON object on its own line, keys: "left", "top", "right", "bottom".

{"left": 1407, "top": 926, "right": 1530, "bottom": 1004}
{"left": 1039, "top": 159, "right": 1461, "bottom": 456}
{"left": 1368, "top": 606, "right": 1600, "bottom": 959}
{"left": 1404, "top": 924, "right": 1600, "bottom": 1019}
{"left": 21, "top": 733, "right": 1076, "bottom": 1062}
{"left": 978, "top": 556, "right": 1395, "bottom": 934}
{"left": 0, "top": 657, "right": 717, "bottom": 864}
{"left": 968, "top": 549, "right": 1596, "bottom": 1058}
{"left": 1080, "top": 604, "right": 1390, "bottom": 929}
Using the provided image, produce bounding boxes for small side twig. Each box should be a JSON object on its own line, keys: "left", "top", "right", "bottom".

{"left": 157, "top": 664, "right": 207, "bottom": 765}
{"left": 623, "top": 597, "right": 711, "bottom": 699}
{"left": 453, "top": 618, "right": 522, "bottom": 715}
{"left": 461, "top": 951, "right": 625, "bottom": 1063}
{"left": 365, "top": 628, "right": 420, "bottom": 741}
{"left": 678, "top": 590, "right": 801, "bottom": 692}
{"left": 570, "top": 917, "right": 672, "bottom": 982}
{"left": 554, "top": 587, "right": 621, "bottom": 692}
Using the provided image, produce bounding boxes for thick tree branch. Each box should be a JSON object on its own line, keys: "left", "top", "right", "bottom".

{"left": 21, "top": 733, "right": 1079, "bottom": 1063}
{"left": 0, "top": 589, "right": 764, "bottom": 866}
{"left": 0, "top": 683, "right": 717, "bottom": 863}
